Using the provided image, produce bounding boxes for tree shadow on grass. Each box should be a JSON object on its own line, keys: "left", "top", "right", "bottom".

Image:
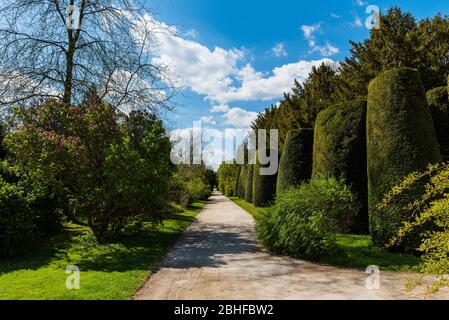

{"left": 0, "top": 225, "right": 85, "bottom": 274}
{"left": 0, "top": 209, "right": 201, "bottom": 275}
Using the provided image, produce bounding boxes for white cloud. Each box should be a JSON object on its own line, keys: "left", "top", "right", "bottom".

{"left": 211, "top": 104, "right": 230, "bottom": 113}
{"left": 300, "top": 23, "right": 340, "bottom": 57}
{"left": 355, "top": 0, "right": 367, "bottom": 6}
{"left": 272, "top": 43, "right": 288, "bottom": 57}
{"left": 301, "top": 24, "right": 321, "bottom": 39}
{"left": 138, "top": 15, "right": 335, "bottom": 105}
{"left": 331, "top": 13, "right": 341, "bottom": 19}
{"left": 200, "top": 116, "right": 216, "bottom": 125}
{"left": 310, "top": 43, "right": 340, "bottom": 57}
{"left": 352, "top": 15, "right": 363, "bottom": 27}
{"left": 223, "top": 107, "right": 258, "bottom": 129}
{"left": 212, "top": 59, "right": 334, "bottom": 103}
{"left": 184, "top": 28, "right": 198, "bottom": 39}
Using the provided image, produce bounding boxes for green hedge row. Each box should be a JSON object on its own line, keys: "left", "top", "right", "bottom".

{"left": 276, "top": 129, "right": 313, "bottom": 195}
{"left": 367, "top": 68, "right": 442, "bottom": 248}
{"left": 313, "top": 100, "right": 368, "bottom": 233}
{"left": 245, "top": 164, "right": 254, "bottom": 203}
{"left": 427, "top": 86, "right": 449, "bottom": 160}
{"left": 252, "top": 151, "right": 277, "bottom": 207}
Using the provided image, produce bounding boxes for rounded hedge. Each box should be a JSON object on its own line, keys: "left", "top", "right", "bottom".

{"left": 313, "top": 100, "right": 368, "bottom": 233}
{"left": 245, "top": 164, "right": 254, "bottom": 203}
{"left": 234, "top": 166, "right": 241, "bottom": 197}
{"left": 252, "top": 151, "right": 277, "bottom": 207}
{"left": 367, "top": 68, "right": 442, "bottom": 248}
{"left": 427, "top": 86, "right": 449, "bottom": 160}
{"left": 276, "top": 129, "right": 313, "bottom": 195}
{"left": 238, "top": 166, "right": 247, "bottom": 199}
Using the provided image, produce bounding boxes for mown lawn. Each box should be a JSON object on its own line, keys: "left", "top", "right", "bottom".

{"left": 0, "top": 202, "right": 204, "bottom": 300}
{"left": 230, "top": 197, "right": 420, "bottom": 272}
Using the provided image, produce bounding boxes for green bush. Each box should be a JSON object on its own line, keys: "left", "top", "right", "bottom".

{"left": 238, "top": 166, "right": 247, "bottom": 199}
{"left": 217, "top": 162, "right": 238, "bottom": 196}
{"left": 313, "top": 100, "right": 368, "bottom": 233}
{"left": 252, "top": 151, "right": 277, "bottom": 207}
{"left": 234, "top": 166, "right": 241, "bottom": 197}
{"left": 245, "top": 164, "right": 254, "bottom": 203}
{"left": 169, "top": 175, "right": 190, "bottom": 208}
{"left": 0, "top": 122, "right": 6, "bottom": 159}
{"left": 6, "top": 100, "right": 174, "bottom": 240}
{"left": 187, "top": 178, "right": 211, "bottom": 202}
{"left": 276, "top": 129, "right": 313, "bottom": 195}
{"left": 427, "top": 87, "right": 449, "bottom": 160}
{"left": 367, "top": 68, "right": 442, "bottom": 248}
{"left": 380, "top": 163, "right": 449, "bottom": 291}
{"left": 0, "top": 179, "right": 38, "bottom": 258}
{"left": 256, "top": 177, "right": 357, "bottom": 259}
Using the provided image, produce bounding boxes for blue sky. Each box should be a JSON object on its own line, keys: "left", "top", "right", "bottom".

{"left": 144, "top": 0, "right": 449, "bottom": 133}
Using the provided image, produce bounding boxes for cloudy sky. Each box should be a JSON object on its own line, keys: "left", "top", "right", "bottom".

{"left": 143, "top": 0, "right": 448, "bottom": 165}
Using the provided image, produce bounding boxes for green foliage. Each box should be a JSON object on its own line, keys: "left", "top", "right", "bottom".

{"left": 234, "top": 166, "right": 241, "bottom": 197}
{"left": 0, "top": 178, "right": 38, "bottom": 258}
{"left": 301, "top": 64, "right": 339, "bottom": 127}
{"left": 217, "top": 162, "right": 238, "bottom": 196}
{"left": 256, "top": 177, "right": 357, "bottom": 259}
{"left": 277, "top": 129, "right": 313, "bottom": 195}
{"left": 245, "top": 164, "right": 254, "bottom": 203}
{"left": 238, "top": 165, "right": 247, "bottom": 199}
{"left": 0, "top": 122, "right": 6, "bottom": 159}
{"left": 367, "top": 68, "right": 442, "bottom": 248}
{"left": 380, "top": 164, "right": 449, "bottom": 291}
{"left": 6, "top": 100, "right": 174, "bottom": 241}
{"left": 252, "top": 152, "right": 277, "bottom": 207}
{"left": 427, "top": 87, "right": 449, "bottom": 160}
{"left": 174, "top": 164, "right": 213, "bottom": 204}
{"left": 313, "top": 100, "right": 368, "bottom": 233}
{"left": 337, "top": 9, "right": 449, "bottom": 101}
{"left": 186, "top": 178, "right": 211, "bottom": 202}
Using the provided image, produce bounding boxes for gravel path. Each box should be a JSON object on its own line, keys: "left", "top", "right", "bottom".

{"left": 133, "top": 192, "right": 449, "bottom": 300}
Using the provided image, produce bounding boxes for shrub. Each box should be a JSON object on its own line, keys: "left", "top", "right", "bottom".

{"left": 367, "top": 68, "right": 442, "bottom": 248}
{"left": 256, "top": 177, "right": 357, "bottom": 259}
{"left": 0, "top": 122, "right": 6, "bottom": 159}
{"left": 245, "top": 164, "right": 254, "bottom": 203}
{"left": 427, "top": 87, "right": 449, "bottom": 160}
{"left": 6, "top": 100, "right": 174, "bottom": 240}
{"left": 168, "top": 175, "right": 190, "bottom": 208}
{"left": 238, "top": 166, "right": 247, "bottom": 199}
{"left": 277, "top": 129, "right": 313, "bottom": 195}
{"left": 217, "top": 162, "right": 238, "bottom": 196}
{"left": 380, "top": 164, "right": 449, "bottom": 291}
{"left": 234, "top": 166, "right": 241, "bottom": 197}
{"left": 252, "top": 151, "right": 277, "bottom": 207}
{"left": 313, "top": 100, "right": 368, "bottom": 233}
{"left": 187, "top": 178, "right": 211, "bottom": 202}
{"left": 0, "top": 178, "right": 38, "bottom": 258}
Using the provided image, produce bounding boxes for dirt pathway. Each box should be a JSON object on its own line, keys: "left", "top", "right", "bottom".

{"left": 134, "top": 192, "right": 448, "bottom": 300}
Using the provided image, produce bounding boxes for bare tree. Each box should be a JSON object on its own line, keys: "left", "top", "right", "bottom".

{"left": 0, "top": 0, "right": 176, "bottom": 111}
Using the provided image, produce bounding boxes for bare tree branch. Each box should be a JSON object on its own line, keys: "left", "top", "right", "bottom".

{"left": 0, "top": 0, "right": 177, "bottom": 112}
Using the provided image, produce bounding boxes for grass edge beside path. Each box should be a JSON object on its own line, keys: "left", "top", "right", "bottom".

{"left": 230, "top": 197, "right": 420, "bottom": 272}
{"left": 0, "top": 202, "right": 205, "bottom": 300}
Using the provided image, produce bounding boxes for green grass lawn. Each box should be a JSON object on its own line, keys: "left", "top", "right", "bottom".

{"left": 230, "top": 197, "right": 420, "bottom": 272}
{"left": 0, "top": 202, "right": 204, "bottom": 300}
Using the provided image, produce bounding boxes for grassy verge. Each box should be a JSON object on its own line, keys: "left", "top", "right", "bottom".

{"left": 0, "top": 202, "right": 204, "bottom": 300}
{"left": 230, "top": 197, "right": 420, "bottom": 272}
